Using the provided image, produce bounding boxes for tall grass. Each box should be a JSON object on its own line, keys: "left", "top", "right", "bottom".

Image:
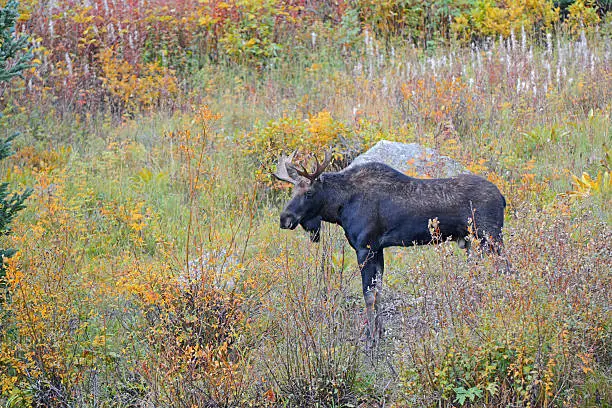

{"left": 0, "top": 23, "right": 610, "bottom": 408}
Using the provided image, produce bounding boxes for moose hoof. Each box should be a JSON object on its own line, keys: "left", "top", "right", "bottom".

{"left": 360, "top": 317, "right": 384, "bottom": 349}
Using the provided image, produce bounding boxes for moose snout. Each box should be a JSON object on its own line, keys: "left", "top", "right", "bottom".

{"left": 280, "top": 212, "right": 298, "bottom": 230}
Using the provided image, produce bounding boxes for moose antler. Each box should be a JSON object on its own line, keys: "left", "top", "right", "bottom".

{"left": 294, "top": 150, "right": 332, "bottom": 182}
{"left": 273, "top": 150, "right": 332, "bottom": 184}
{"left": 272, "top": 150, "right": 300, "bottom": 184}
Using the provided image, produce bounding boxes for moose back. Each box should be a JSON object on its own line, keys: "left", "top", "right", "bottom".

{"left": 273, "top": 152, "right": 506, "bottom": 345}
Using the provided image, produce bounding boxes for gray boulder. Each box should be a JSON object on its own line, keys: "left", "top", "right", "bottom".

{"left": 349, "top": 140, "right": 467, "bottom": 178}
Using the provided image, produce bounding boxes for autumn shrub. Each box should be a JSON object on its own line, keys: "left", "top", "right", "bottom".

{"left": 564, "top": 0, "right": 602, "bottom": 35}
{"left": 245, "top": 110, "right": 359, "bottom": 183}
{"left": 217, "top": 0, "right": 301, "bottom": 67}
{"left": 7, "top": 0, "right": 609, "bottom": 121}
{"left": 452, "top": 0, "right": 560, "bottom": 43}
{"left": 0, "top": 106, "right": 266, "bottom": 405}
{"left": 393, "top": 200, "right": 610, "bottom": 406}
{"left": 122, "top": 106, "right": 266, "bottom": 406}
{"left": 399, "top": 76, "right": 473, "bottom": 146}
{"left": 134, "top": 258, "right": 258, "bottom": 407}
{"left": 0, "top": 166, "right": 139, "bottom": 405}
{"left": 99, "top": 47, "right": 179, "bottom": 117}
{"left": 566, "top": 168, "right": 612, "bottom": 222}
{"left": 354, "top": 0, "right": 472, "bottom": 46}
{"left": 12, "top": 0, "right": 311, "bottom": 115}
{"left": 260, "top": 225, "right": 366, "bottom": 406}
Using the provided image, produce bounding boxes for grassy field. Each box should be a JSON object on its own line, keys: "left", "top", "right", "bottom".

{"left": 0, "top": 2, "right": 611, "bottom": 406}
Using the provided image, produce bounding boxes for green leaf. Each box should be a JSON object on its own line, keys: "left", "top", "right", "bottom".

{"left": 453, "top": 385, "right": 483, "bottom": 405}
{"left": 453, "top": 386, "right": 468, "bottom": 405}
{"left": 485, "top": 382, "right": 499, "bottom": 396}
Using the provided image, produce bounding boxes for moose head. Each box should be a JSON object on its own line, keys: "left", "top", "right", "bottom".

{"left": 272, "top": 151, "right": 332, "bottom": 242}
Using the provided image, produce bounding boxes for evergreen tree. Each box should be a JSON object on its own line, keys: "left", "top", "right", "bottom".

{"left": 0, "top": 0, "right": 32, "bottom": 278}
{"left": 0, "top": 0, "right": 31, "bottom": 82}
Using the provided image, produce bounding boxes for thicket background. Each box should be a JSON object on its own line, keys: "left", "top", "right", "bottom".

{"left": 0, "top": 0, "right": 610, "bottom": 406}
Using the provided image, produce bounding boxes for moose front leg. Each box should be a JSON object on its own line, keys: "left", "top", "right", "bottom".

{"left": 356, "top": 248, "right": 385, "bottom": 347}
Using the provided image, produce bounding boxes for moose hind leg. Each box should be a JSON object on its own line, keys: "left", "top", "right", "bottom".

{"left": 480, "top": 228, "right": 513, "bottom": 273}
{"left": 482, "top": 222, "right": 507, "bottom": 254}
{"left": 363, "top": 290, "right": 377, "bottom": 346}
{"left": 373, "top": 250, "right": 384, "bottom": 340}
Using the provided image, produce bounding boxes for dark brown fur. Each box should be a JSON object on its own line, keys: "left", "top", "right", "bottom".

{"left": 278, "top": 161, "right": 507, "bottom": 346}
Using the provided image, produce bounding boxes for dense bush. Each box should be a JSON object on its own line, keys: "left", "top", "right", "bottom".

{"left": 6, "top": 0, "right": 605, "bottom": 117}
{"left": 396, "top": 203, "right": 610, "bottom": 406}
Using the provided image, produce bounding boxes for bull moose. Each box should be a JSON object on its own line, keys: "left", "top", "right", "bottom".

{"left": 273, "top": 151, "right": 506, "bottom": 345}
